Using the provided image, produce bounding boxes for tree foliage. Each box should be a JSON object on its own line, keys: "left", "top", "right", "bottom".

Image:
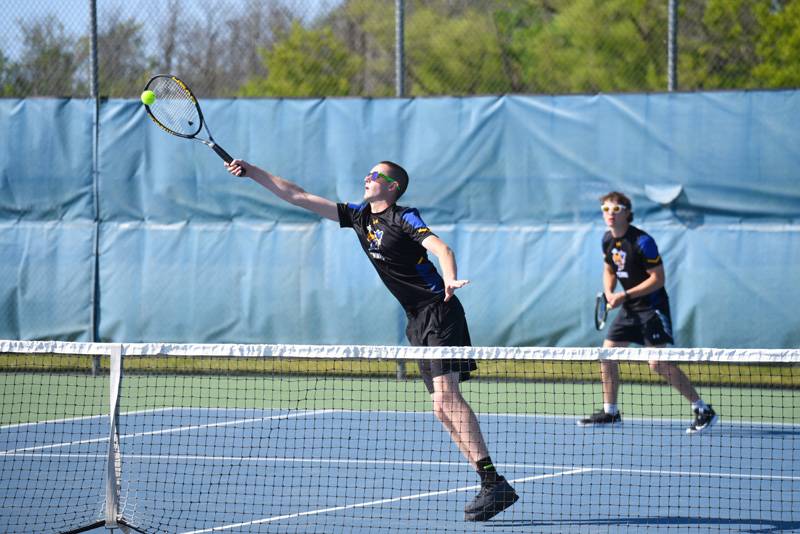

{"left": 405, "top": 4, "right": 513, "bottom": 95}
{"left": 753, "top": 0, "right": 800, "bottom": 87}
{"left": 239, "top": 21, "right": 363, "bottom": 97}
{"left": 74, "top": 11, "right": 150, "bottom": 96}
{"left": 1, "top": 0, "right": 799, "bottom": 98}
{"left": 500, "top": 0, "right": 668, "bottom": 93}
{"left": 13, "top": 15, "right": 81, "bottom": 96}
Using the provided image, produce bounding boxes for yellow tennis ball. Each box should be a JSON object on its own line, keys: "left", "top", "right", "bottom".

{"left": 141, "top": 90, "right": 156, "bottom": 105}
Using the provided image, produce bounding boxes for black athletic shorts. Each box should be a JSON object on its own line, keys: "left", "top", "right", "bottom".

{"left": 405, "top": 296, "right": 477, "bottom": 394}
{"left": 606, "top": 300, "right": 675, "bottom": 346}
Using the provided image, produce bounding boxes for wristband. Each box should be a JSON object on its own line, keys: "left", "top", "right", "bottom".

{"left": 623, "top": 288, "right": 629, "bottom": 299}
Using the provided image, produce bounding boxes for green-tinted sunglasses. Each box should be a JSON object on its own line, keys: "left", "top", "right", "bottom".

{"left": 366, "top": 171, "right": 397, "bottom": 184}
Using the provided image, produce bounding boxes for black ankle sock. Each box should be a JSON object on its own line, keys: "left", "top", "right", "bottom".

{"left": 476, "top": 456, "right": 500, "bottom": 485}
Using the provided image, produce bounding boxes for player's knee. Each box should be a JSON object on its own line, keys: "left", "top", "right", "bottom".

{"left": 431, "top": 397, "right": 449, "bottom": 422}
{"left": 431, "top": 391, "right": 462, "bottom": 417}
{"left": 649, "top": 360, "right": 671, "bottom": 375}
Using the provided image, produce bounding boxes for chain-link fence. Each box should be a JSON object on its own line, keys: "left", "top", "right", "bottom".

{"left": 1, "top": 0, "right": 798, "bottom": 98}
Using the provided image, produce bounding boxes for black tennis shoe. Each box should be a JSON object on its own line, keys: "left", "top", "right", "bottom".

{"left": 464, "top": 477, "right": 518, "bottom": 521}
{"left": 686, "top": 406, "right": 718, "bottom": 434}
{"left": 577, "top": 409, "right": 622, "bottom": 426}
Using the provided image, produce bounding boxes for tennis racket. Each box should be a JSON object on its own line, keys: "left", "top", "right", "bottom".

{"left": 594, "top": 292, "right": 611, "bottom": 330}
{"left": 142, "top": 74, "right": 233, "bottom": 163}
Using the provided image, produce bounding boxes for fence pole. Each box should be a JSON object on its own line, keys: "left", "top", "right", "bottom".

{"left": 395, "top": 0, "right": 407, "bottom": 380}
{"left": 667, "top": 0, "right": 678, "bottom": 91}
{"left": 89, "top": 0, "right": 102, "bottom": 363}
{"left": 395, "top": 0, "right": 405, "bottom": 98}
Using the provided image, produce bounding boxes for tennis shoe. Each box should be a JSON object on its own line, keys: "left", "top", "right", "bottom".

{"left": 686, "top": 406, "right": 718, "bottom": 434}
{"left": 464, "top": 477, "right": 518, "bottom": 521}
{"left": 577, "top": 409, "right": 622, "bottom": 426}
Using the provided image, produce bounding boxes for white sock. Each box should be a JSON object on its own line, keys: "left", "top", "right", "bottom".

{"left": 604, "top": 403, "right": 618, "bottom": 415}
{"left": 692, "top": 399, "right": 708, "bottom": 412}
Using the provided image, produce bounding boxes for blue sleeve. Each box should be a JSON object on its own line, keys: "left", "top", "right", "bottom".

{"left": 400, "top": 208, "right": 437, "bottom": 244}
{"left": 637, "top": 234, "right": 663, "bottom": 267}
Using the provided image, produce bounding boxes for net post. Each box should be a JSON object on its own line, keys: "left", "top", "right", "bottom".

{"left": 104, "top": 343, "right": 123, "bottom": 528}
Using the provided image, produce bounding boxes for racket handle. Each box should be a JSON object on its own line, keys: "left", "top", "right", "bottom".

{"left": 211, "top": 143, "right": 234, "bottom": 163}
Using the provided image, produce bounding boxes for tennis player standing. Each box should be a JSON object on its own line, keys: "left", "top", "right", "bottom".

{"left": 225, "top": 159, "right": 517, "bottom": 521}
{"left": 579, "top": 191, "right": 718, "bottom": 434}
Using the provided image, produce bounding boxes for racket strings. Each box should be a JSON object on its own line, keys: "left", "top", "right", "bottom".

{"left": 147, "top": 77, "right": 202, "bottom": 136}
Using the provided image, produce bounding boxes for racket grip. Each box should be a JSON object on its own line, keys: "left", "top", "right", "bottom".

{"left": 211, "top": 143, "right": 234, "bottom": 163}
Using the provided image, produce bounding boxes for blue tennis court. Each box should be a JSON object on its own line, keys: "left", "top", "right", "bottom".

{"left": 3, "top": 406, "right": 799, "bottom": 533}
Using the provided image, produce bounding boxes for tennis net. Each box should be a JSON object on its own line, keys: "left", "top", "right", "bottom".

{"left": 1, "top": 340, "right": 799, "bottom": 533}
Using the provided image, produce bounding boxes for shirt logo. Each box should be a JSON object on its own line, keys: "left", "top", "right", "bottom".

{"left": 611, "top": 247, "right": 628, "bottom": 278}
{"left": 367, "top": 224, "right": 385, "bottom": 260}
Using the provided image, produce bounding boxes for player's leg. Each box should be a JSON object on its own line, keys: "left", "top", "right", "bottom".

{"left": 578, "top": 340, "right": 630, "bottom": 426}
{"left": 648, "top": 356, "right": 698, "bottom": 402}
{"left": 648, "top": 356, "right": 717, "bottom": 433}
{"left": 430, "top": 371, "right": 487, "bottom": 467}
{"left": 643, "top": 310, "right": 718, "bottom": 434}
{"left": 601, "top": 339, "right": 623, "bottom": 409}
{"left": 428, "top": 373, "right": 518, "bottom": 521}
{"left": 412, "top": 297, "right": 517, "bottom": 520}
{"left": 412, "top": 297, "right": 487, "bottom": 465}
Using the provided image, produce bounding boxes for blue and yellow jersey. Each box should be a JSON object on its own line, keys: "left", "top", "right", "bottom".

{"left": 338, "top": 202, "right": 444, "bottom": 311}
{"left": 602, "top": 225, "right": 668, "bottom": 311}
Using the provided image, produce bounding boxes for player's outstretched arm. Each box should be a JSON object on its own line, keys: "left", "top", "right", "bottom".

{"left": 225, "top": 159, "right": 339, "bottom": 222}
{"left": 422, "top": 235, "right": 470, "bottom": 302}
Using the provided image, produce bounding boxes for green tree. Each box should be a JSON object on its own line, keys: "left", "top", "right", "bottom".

{"left": 16, "top": 15, "right": 80, "bottom": 96}
{"left": 405, "top": 4, "right": 515, "bottom": 95}
{"left": 75, "top": 11, "right": 150, "bottom": 97}
{"left": 505, "top": 0, "right": 668, "bottom": 93}
{"left": 323, "top": 0, "right": 396, "bottom": 96}
{"left": 321, "top": 0, "right": 527, "bottom": 96}
{"left": 0, "top": 51, "right": 19, "bottom": 96}
{"left": 678, "top": 0, "right": 762, "bottom": 90}
{"left": 753, "top": 0, "right": 800, "bottom": 87}
{"left": 239, "top": 21, "right": 362, "bottom": 97}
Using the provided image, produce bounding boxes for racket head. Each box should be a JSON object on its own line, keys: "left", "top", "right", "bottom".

{"left": 143, "top": 75, "right": 204, "bottom": 138}
{"left": 594, "top": 292, "right": 608, "bottom": 330}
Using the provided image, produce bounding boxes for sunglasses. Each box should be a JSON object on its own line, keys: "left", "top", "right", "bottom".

{"left": 366, "top": 171, "right": 397, "bottom": 184}
{"left": 601, "top": 204, "right": 627, "bottom": 213}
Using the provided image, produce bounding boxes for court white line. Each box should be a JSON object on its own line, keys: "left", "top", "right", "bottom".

{"left": 0, "top": 409, "right": 334, "bottom": 455}
{"left": 197, "top": 407, "right": 800, "bottom": 428}
{"left": 0, "top": 407, "right": 177, "bottom": 430}
{"left": 4, "top": 406, "right": 798, "bottom": 430}
{"left": 589, "top": 466, "right": 800, "bottom": 481}
{"left": 178, "top": 468, "right": 591, "bottom": 533}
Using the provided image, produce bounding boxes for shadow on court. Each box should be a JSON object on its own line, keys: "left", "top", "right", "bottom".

{"left": 487, "top": 517, "right": 800, "bottom": 533}
{"left": 722, "top": 427, "right": 800, "bottom": 438}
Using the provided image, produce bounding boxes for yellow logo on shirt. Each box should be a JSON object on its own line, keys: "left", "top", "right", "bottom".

{"left": 612, "top": 247, "right": 628, "bottom": 279}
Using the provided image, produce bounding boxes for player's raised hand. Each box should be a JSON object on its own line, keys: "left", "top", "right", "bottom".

{"left": 443, "top": 279, "right": 470, "bottom": 302}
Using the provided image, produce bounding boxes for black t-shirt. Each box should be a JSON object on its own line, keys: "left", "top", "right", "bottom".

{"left": 338, "top": 202, "right": 445, "bottom": 311}
{"left": 602, "top": 225, "right": 668, "bottom": 312}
